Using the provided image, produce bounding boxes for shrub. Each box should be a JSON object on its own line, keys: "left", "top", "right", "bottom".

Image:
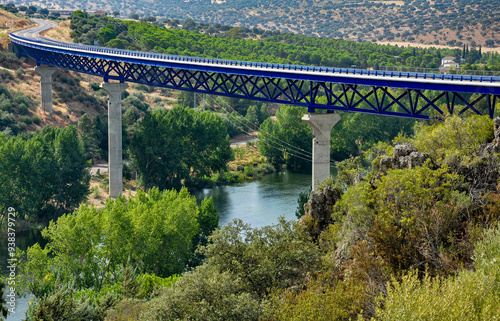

{"left": 374, "top": 225, "right": 500, "bottom": 320}
{"left": 15, "top": 67, "right": 24, "bottom": 78}
{"left": 133, "top": 83, "right": 150, "bottom": 92}
{"left": 0, "top": 69, "right": 13, "bottom": 81}
{"left": 17, "top": 103, "right": 29, "bottom": 115}
{"left": 90, "top": 82, "right": 101, "bottom": 91}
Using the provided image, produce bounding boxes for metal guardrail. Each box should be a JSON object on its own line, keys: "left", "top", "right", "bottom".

{"left": 379, "top": 66, "right": 500, "bottom": 77}
{"left": 9, "top": 32, "right": 500, "bottom": 85}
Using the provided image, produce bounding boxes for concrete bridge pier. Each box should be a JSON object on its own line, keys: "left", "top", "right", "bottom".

{"left": 101, "top": 82, "right": 128, "bottom": 199}
{"left": 302, "top": 112, "right": 341, "bottom": 191}
{"left": 34, "top": 65, "right": 57, "bottom": 113}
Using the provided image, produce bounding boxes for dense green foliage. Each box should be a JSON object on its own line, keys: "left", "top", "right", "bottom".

{"left": 258, "top": 106, "right": 312, "bottom": 169}
{"left": 258, "top": 105, "right": 415, "bottom": 168}
{"left": 0, "top": 268, "right": 7, "bottom": 321}
{"left": 377, "top": 224, "right": 500, "bottom": 320}
{"left": 0, "top": 126, "right": 90, "bottom": 220}
{"left": 15, "top": 188, "right": 217, "bottom": 296}
{"left": 129, "top": 106, "right": 232, "bottom": 190}
{"left": 142, "top": 218, "right": 320, "bottom": 320}
{"left": 11, "top": 115, "right": 500, "bottom": 320}
{"left": 331, "top": 111, "right": 415, "bottom": 160}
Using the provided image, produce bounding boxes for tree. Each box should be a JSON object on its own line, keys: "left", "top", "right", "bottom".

{"left": 129, "top": 13, "right": 139, "bottom": 20}
{"left": 16, "top": 187, "right": 205, "bottom": 296}
{"left": 245, "top": 105, "right": 260, "bottom": 130}
{"left": 130, "top": 107, "right": 231, "bottom": 190}
{"left": 177, "top": 91, "right": 197, "bottom": 109}
{"left": 258, "top": 106, "right": 312, "bottom": 169}
{"left": 38, "top": 8, "right": 49, "bottom": 16}
{"left": 78, "top": 114, "right": 99, "bottom": 162}
{"left": 112, "top": 11, "right": 120, "bottom": 17}
{"left": 0, "top": 127, "right": 90, "bottom": 220}
{"left": 0, "top": 268, "right": 7, "bottom": 320}
{"left": 142, "top": 218, "right": 320, "bottom": 319}
{"left": 97, "top": 24, "right": 117, "bottom": 45}
{"left": 485, "top": 39, "right": 495, "bottom": 47}
{"left": 330, "top": 109, "right": 414, "bottom": 160}
{"left": 201, "top": 218, "right": 320, "bottom": 296}
{"left": 376, "top": 225, "right": 500, "bottom": 320}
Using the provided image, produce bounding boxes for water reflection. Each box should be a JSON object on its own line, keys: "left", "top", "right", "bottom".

{"left": 194, "top": 170, "right": 312, "bottom": 228}
{"left": 1, "top": 170, "right": 323, "bottom": 319}
{"left": 1, "top": 229, "right": 46, "bottom": 321}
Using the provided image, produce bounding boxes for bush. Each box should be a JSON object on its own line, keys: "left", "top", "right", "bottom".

{"left": 0, "top": 69, "right": 13, "bottom": 82}
{"left": 17, "top": 103, "right": 29, "bottom": 115}
{"left": 20, "top": 115, "right": 33, "bottom": 125}
{"left": 15, "top": 67, "right": 24, "bottom": 78}
{"left": 0, "top": 51, "right": 22, "bottom": 69}
{"left": 133, "top": 83, "right": 150, "bottom": 92}
{"left": 90, "top": 82, "right": 101, "bottom": 91}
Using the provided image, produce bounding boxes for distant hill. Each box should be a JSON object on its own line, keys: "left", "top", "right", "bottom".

{"left": 3, "top": 0, "right": 499, "bottom": 47}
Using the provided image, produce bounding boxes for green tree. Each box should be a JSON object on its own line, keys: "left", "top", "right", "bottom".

{"left": 245, "top": 105, "right": 260, "bottom": 130}
{"left": 0, "top": 267, "right": 7, "bottom": 320}
{"left": 97, "top": 24, "right": 117, "bottom": 45}
{"left": 177, "top": 91, "right": 197, "bottom": 108}
{"left": 0, "top": 127, "right": 90, "bottom": 220}
{"left": 78, "top": 114, "right": 100, "bottom": 162}
{"left": 142, "top": 218, "right": 320, "bottom": 319}
{"left": 413, "top": 115, "right": 494, "bottom": 166}
{"left": 16, "top": 188, "right": 204, "bottom": 296}
{"left": 258, "top": 106, "right": 312, "bottom": 169}
{"left": 330, "top": 109, "right": 415, "bottom": 160}
{"left": 130, "top": 107, "right": 231, "bottom": 190}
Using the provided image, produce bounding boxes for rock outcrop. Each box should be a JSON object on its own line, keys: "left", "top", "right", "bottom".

{"left": 379, "top": 143, "right": 430, "bottom": 173}
{"left": 481, "top": 117, "right": 500, "bottom": 156}
{"left": 300, "top": 185, "right": 342, "bottom": 240}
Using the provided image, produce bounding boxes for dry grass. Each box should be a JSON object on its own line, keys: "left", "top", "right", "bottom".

{"left": 86, "top": 173, "right": 139, "bottom": 208}
{"left": 42, "top": 20, "right": 73, "bottom": 41}
{"left": 376, "top": 40, "right": 500, "bottom": 53}
{"left": 228, "top": 141, "right": 265, "bottom": 170}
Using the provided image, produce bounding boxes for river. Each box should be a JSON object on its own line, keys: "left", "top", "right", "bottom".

{"left": 1, "top": 169, "right": 314, "bottom": 320}
{"left": 193, "top": 170, "right": 312, "bottom": 228}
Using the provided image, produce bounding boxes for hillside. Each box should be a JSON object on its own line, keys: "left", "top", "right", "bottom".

{"left": 3, "top": 0, "right": 499, "bottom": 47}
{"left": 0, "top": 15, "right": 179, "bottom": 136}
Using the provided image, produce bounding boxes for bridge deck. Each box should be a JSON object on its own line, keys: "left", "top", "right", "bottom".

{"left": 9, "top": 20, "right": 500, "bottom": 119}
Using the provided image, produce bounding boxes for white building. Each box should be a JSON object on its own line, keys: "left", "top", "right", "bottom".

{"left": 441, "top": 57, "right": 459, "bottom": 68}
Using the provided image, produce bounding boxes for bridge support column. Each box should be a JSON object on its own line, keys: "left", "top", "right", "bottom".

{"left": 302, "top": 112, "right": 341, "bottom": 191}
{"left": 101, "top": 82, "right": 128, "bottom": 199}
{"left": 34, "top": 65, "right": 57, "bottom": 113}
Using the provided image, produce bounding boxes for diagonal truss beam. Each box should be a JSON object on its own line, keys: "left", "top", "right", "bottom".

{"left": 16, "top": 45, "right": 500, "bottom": 120}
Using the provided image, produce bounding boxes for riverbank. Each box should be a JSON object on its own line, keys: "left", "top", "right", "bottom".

{"left": 1, "top": 139, "right": 274, "bottom": 235}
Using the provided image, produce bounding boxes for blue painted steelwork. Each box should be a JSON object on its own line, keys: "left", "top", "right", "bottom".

{"left": 9, "top": 32, "right": 500, "bottom": 119}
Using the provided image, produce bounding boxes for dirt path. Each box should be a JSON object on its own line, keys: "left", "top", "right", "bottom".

{"left": 230, "top": 131, "right": 258, "bottom": 147}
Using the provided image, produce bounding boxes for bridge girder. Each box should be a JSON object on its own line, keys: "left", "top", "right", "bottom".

{"left": 12, "top": 42, "right": 500, "bottom": 120}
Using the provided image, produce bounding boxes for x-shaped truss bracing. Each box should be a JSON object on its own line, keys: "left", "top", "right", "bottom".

{"left": 18, "top": 45, "right": 499, "bottom": 120}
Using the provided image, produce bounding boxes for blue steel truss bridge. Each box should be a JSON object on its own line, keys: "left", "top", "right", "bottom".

{"left": 10, "top": 20, "right": 500, "bottom": 120}
{"left": 8, "top": 20, "right": 500, "bottom": 196}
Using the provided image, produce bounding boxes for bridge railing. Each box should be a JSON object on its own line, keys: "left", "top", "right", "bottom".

{"left": 10, "top": 32, "right": 500, "bottom": 84}
{"left": 379, "top": 66, "right": 500, "bottom": 78}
